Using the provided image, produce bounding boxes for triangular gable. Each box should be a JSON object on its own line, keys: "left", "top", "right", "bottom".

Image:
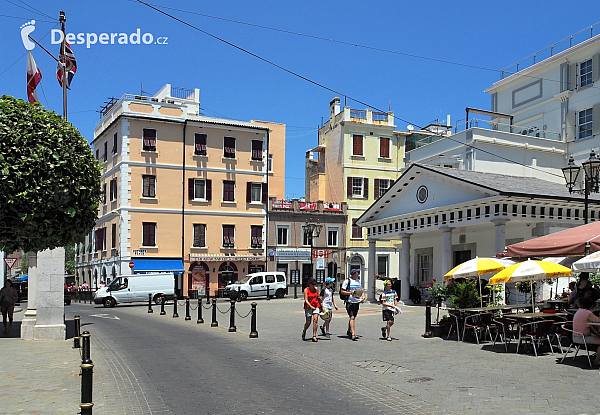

{"left": 358, "top": 165, "right": 498, "bottom": 224}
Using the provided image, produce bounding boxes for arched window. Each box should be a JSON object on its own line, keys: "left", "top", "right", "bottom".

{"left": 218, "top": 262, "right": 238, "bottom": 287}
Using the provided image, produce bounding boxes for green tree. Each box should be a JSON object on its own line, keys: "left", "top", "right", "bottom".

{"left": 64, "top": 244, "right": 75, "bottom": 275}
{"left": 0, "top": 96, "right": 102, "bottom": 253}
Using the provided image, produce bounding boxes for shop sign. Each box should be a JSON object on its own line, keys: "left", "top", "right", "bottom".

{"left": 276, "top": 248, "right": 311, "bottom": 261}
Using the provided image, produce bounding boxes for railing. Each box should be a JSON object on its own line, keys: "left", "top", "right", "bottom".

{"left": 372, "top": 112, "right": 388, "bottom": 124}
{"left": 350, "top": 109, "right": 366, "bottom": 122}
{"left": 170, "top": 86, "right": 195, "bottom": 99}
{"left": 453, "top": 118, "right": 561, "bottom": 141}
{"left": 501, "top": 22, "right": 600, "bottom": 79}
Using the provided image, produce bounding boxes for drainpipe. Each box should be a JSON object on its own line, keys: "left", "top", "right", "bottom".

{"left": 181, "top": 120, "right": 188, "bottom": 298}
{"left": 265, "top": 128, "right": 270, "bottom": 272}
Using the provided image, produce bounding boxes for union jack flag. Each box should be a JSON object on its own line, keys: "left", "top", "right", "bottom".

{"left": 57, "top": 41, "right": 77, "bottom": 89}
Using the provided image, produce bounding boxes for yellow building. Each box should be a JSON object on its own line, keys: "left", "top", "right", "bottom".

{"left": 75, "top": 84, "right": 285, "bottom": 298}
{"left": 305, "top": 97, "right": 404, "bottom": 300}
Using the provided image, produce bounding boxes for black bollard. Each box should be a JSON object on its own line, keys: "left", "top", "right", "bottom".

{"left": 206, "top": 289, "right": 210, "bottom": 305}
{"left": 266, "top": 284, "right": 270, "bottom": 300}
{"left": 148, "top": 293, "right": 153, "bottom": 313}
{"left": 294, "top": 283, "right": 298, "bottom": 299}
{"left": 160, "top": 295, "right": 166, "bottom": 315}
{"left": 80, "top": 331, "right": 94, "bottom": 415}
{"left": 197, "top": 298, "right": 204, "bottom": 324}
{"left": 229, "top": 300, "right": 236, "bottom": 332}
{"left": 237, "top": 286, "right": 241, "bottom": 302}
{"left": 73, "top": 315, "right": 81, "bottom": 349}
{"left": 422, "top": 300, "right": 433, "bottom": 338}
{"left": 249, "top": 302, "right": 258, "bottom": 338}
{"left": 185, "top": 297, "right": 191, "bottom": 321}
{"left": 211, "top": 298, "right": 218, "bottom": 327}
{"left": 173, "top": 295, "right": 179, "bottom": 318}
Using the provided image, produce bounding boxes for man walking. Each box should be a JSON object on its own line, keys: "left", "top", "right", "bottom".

{"left": 341, "top": 269, "right": 365, "bottom": 341}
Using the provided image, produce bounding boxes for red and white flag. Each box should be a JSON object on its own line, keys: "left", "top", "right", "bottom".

{"left": 57, "top": 41, "right": 77, "bottom": 89}
{"left": 26, "top": 51, "right": 42, "bottom": 103}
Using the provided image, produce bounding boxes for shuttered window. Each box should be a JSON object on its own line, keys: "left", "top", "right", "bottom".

{"left": 194, "top": 133, "right": 207, "bottom": 156}
{"left": 142, "top": 175, "right": 156, "bottom": 197}
{"left": 95, "top": 228, "right": 106, "bottom": 251}
{"left": 103, "top": 141, "right": 108, "bottom": 162}
{"left": 251, "top": 140, "right": 263, "bottom": 160}
{"left": 277, "top": 226, "right": 289, "bottom": 245}
{"left": 579, "top": 108, "right": 593, "bottom": 139}
{"left": 224, "top": 136, "right": 236, "bottom": 158}
{"left": 188, "top": 178, "right": 211, "bottom": 201}
{"left": 193, "top": 224, "right": 206, "bottom": 247}
{"left": 581, "top": 59, "right": 593, "bottom": 88}
{"left": 223, "top": 225, "right": 235, "bottom": 247}
{"left": 142, "top": 222, "right": 156, "bottom": 246}
{"left": 112, "top": 132, "right": 118, "bottom": 154}
{"left": 142, "top": 129, "right": 157, "bottom": 151}
{"left": 223, "top": 181, "right": 235, "bottom": 202}
{"left": 111, "top": 223, "right": 117, "bottom": 249}
{"left": 102, "top": 183, "right": 106, "bottom": 204}
{"left": 352, "top": 134, "right": 363, "bottom": 156}
{"left": 351, "top": 218, "right": 362, "bottom": 239}
{"left": 251, "top": 225, "right": 262, "bottom": 248}
{"left": 379, "top": 137, "right": 390, "bottom": 158}
{"left": 247, "top": 183, "right": 262, "bottom": 202}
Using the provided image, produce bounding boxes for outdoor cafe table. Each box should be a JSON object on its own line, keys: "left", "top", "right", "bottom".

{"left": 458, "top": 305, "right": 531, "bottom": 314}
{"left": 546, "top": 299, "right": 570, "bottom": 311}
{"left": 507, "top": 312, "right": 567, "bottom": 322}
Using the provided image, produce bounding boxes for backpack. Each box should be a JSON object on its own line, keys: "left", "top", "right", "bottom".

{"left": 339, "top": 279, "right": 351, "bottom": 301}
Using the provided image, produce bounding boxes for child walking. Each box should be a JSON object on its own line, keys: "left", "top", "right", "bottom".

{"left": 380, "top": 280, "right": 398, "bottom": 341}
{"left": 319, "top": 277, "right": 338, "bottom": 338}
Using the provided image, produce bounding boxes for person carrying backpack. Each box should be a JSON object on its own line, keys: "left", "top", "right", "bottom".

{"left": 380, "top": 280, "right": 399, "bottom": 341}
{"left": 341, "top": 269, "right": 365, "bottom": 341}
{"left": 319, "top": 277, "right": 338, "bottom": 338}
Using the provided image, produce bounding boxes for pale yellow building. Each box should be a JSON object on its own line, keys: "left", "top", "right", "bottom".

{"left": 305, "top": 97, "right": 404, "bottom": 299}
{"left": 75, "top": 84, "right": 285, "bottom": 298}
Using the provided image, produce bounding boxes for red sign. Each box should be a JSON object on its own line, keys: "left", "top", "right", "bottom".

{"left": 3, "top": 258, "right": 17, "bottom": 269}
{"left": 312, "top": 250, "right": 329, "bottom": 258}
{"left": 129, "top": 261, "right": 135, "bottom": 269}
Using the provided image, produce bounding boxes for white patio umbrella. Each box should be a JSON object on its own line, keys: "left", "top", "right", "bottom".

{"left": 572, "top": 251, "right": 600, "bottom": 272}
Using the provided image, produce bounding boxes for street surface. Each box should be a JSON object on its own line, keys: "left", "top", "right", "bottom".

{"left": 66, "top": 298, "right": 600, "bottom": 415}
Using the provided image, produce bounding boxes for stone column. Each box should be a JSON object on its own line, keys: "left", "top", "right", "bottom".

{"left": 441, "top": 227, "right": 454, "bottom": 276}
{"left": 493, "top": 219, "right": 509, "bottom": 256}
{"left": 33, "top": 247, "right": 66, "bottom": 340}
{"left": 20, "top": 251, "right": 38, "bottom": 340}
{"left": 367, "top": 239, "right": 377, "bottom": 303}
{"left": 400, "top": 234, "right": 411, "bottom": 302}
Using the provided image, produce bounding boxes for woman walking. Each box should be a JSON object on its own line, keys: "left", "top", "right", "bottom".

{"left": 302, "top": 278, "right": 321, "bottom": 342}
{"left": 1, "top": 280, "right": 18, "bottom": 334}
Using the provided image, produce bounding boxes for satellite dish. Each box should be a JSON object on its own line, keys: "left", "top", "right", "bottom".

{"left": 406, "top": 125, "right": 414, "bottom": 131}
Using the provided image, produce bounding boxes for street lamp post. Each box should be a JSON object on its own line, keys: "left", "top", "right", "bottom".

{"left": 562, "top": 150, "right": 600, "bottom": 225}
{"left": 302, "top": 219, "right": 323, "bottom": 285}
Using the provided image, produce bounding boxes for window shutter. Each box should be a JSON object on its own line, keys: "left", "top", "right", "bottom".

{"left": 566, "top": 112, "right": 576, "bottom": 140}
{"left": 188, "top": 178, "right": 195, "bottom": 200}
{"left": 206, "top": 180, "right": 212, "bottom": 201}
{"left": 380, "top": 137, "right": 390, "bottom": 158}
{"left": 593, "top": 104, "right": 600, "bottom": 136}
{"left": 347, "top": 177, "right": 352, "bottom": 198}
{"left": 95, "top": 229, "right": 102, "bottom": 251}
{"left": 353, "top": 135, "right": 363, "bottom": 155}
{"left": 363, "top": 178, "right": 369, "bottom": 199}
{"left": 569, "top": 63, "right": 577, "bottom": 90}
{"left": 149, "top": 177, "right": 156, "bottom": 198}
{"left": 374, "top": 179, "right": 380, "bottom": 199}
{"left": 246, "top": 182, "right": 252, "bottom": 203}
{"left": 594, "top": 53, "right": 600, "bottom": 82}
{"left": 560, "top": 63, "right": 569, "bottom": 92}
{"left": 491, "top": 92, "right": 498, "bottom": 112}
{"left": 262, "top": 183, "right": 268, "bottom": 203}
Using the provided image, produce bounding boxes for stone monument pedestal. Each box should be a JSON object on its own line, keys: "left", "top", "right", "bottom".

{"left": 33, "top": 247, "right": 65, "bottom": 340}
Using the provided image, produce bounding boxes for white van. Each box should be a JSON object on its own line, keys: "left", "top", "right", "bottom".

{"left": 225, "top": 272, "right": 287, "bottom": 300}
{"left": 93, "top": 273, "right": 175, "bottom": 308}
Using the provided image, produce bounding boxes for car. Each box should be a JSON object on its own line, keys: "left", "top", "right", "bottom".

{"left": 224, "top": 272, "right": 287, "bottom": 300}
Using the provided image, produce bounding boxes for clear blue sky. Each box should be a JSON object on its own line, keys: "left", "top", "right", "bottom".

{"left": 0, "top": 1, "right": 596, "bottom": 199}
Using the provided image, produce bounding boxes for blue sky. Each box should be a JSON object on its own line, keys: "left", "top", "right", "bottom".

{"left": 0, "top": 1, "right": 596, "bottom": 199}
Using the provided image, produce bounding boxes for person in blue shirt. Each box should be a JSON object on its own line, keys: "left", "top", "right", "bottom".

{"left": 380, "top": 280, "right": 399, "bottom": 341}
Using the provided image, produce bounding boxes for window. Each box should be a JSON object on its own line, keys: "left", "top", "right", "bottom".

{"left": 377, "top": 255, "right": 388, "bottom": 277}
{"left": 194, "top": 133, "right": 207, "bottom": 156}
{"left": 379, "top": 137, "right": 390, "bottom": 158}
{"left": 111, "top": 223, "right": 117, "bottom": 249}
{"left": 96, "top": 149, "right": 99, "bottom": 160}
{"left": 277, "top": 226, "right": 289, "bottom": 246}
{"left": 222, "top": 225, "right": 235, "bottom": 248}
{"left": 103, "top": 141, "right": 108, "bottom": 162}
{"left": 374, "top": 178, "right": 391, "bottom": 198}
{"left": 351, "top": 218, "right": 362, "bottom": 239}
{"left": 109, "top": 178, "right": 117, "bottom": 201}
{"left": 303, "top": 229, "right": 312, "bottom": 246}
{"left": 142, "top": 175, "right": 156, "bottom": 197}
{"left": 579, "top": 108, "right": 593, "bottom": 140}
{"left": 268, "top": 154, "right": 273, "bottom": 172}
{"left": 327, "top": 228, "right": 338, "bottom": 247}
{"left": 352, "top": 134, "right": 363, "bottom": 156}
{"left": 142, "top": 128, "right": 157, "bottom": 151}
{"left": 95, "top": 228, "right": 106, "bottom": 251}
{"left": 223, "top": 136, "right": 236, "bottom": 158}
{"left": 142, "top": 222, "right": 156, "bottom": 246}
{"left": 188, "top": 178, "right": 211, "bottom": 201}
{"left": 247, "top": 182, "right": 263, "bottom": 203}
{"left": 102, "top": 183, "right": 107, "bottom": 204}
{"left": 193, "top": 179, "right": 206, "bottom": 200}
{"left": 223, "top": 180, "right": 235, "bottom": 202}
{"left": 112, "top": 132, "right": 118, "bottom": 155}
{"left": 580, "top": 59, "right": 593, "bottom": 88}
{"left": 265, "top": 274, "right": 275, "bottom": 284}
{"left": 251, "top": 140, "right": 263, "bottom": 160}
{"left": 418, "top": 254, "right": 430, "bottom": 282}
{"left": 193, "top": 224, "right": 206, "bottom": 247}
{"left": 251, "top": 225, "right": 262, "bottom": 248}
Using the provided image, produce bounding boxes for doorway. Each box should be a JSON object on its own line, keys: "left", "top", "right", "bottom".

{"left": 302, "top": 263, "right": 313, "bottom": 290}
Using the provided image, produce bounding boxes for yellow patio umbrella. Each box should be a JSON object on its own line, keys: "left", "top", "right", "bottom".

{"left": 489, "top": 259, "right": 572, "bottom": 310}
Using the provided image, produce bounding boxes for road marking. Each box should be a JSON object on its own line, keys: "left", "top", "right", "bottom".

{"left": 89, "top": 313, "right": 120, "bottom": 320}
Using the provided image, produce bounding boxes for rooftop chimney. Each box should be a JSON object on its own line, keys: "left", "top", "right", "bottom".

{"left": 330, "top": 97, "right": 340, "bottom": 121}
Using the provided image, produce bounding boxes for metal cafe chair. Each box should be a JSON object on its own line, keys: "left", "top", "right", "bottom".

{"left": 559, "top": 323, "right": 593, "bottom": 368}
{"left": 516, "top": 320, "right": 556, "bottom": 356}
{"left": 492, "top": 317, "right": 518, "bottom": 352}
{"left": 462, "top": 313, "right": 493, "bottom": 344}
{"left": 447, "top": 309, "right": 464, "bottom": 341}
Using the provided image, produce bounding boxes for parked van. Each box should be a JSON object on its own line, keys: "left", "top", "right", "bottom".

{"left": 224, "top": 272, "right": 287, "bottom": 300}
{"left": 93, "top": 273, "right": 175, "bottom": 308}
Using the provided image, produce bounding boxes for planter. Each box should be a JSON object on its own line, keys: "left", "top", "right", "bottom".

{"left": 430, "top": 324, "right": 446, "bottom": 337}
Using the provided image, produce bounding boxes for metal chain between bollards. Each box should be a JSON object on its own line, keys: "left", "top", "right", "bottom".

{"left": 216, "top": 304, "right": 231, "bottom": 314}
{"left": 235, "top": 308, "right": 253, "bottom": 318}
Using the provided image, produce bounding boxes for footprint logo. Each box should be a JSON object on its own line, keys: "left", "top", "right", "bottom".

{"left": 20, "top": 20, "right": 36, "bottom": 51}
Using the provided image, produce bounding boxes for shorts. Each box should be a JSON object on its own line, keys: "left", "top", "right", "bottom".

{"left": 346, "top": 302, "right": 360, "bottom": 318}
{"left": 574, "top": 334, "right": 597, "bottom": 344}
{"left": 305, "top": 307, "right": 320, "bottom": 318}
{"left": 382, "top": 309, "right": 395, "bottom": 322}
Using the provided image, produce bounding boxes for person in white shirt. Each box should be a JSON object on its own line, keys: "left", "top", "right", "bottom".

{"left": 319, "top": 277, "right": 338, "bottom": 338}
{"left": 341, "top": 269, "right": 365, "bottom": 341}
{"left": 380, "top": 280, "right": 399, "bottom": 341}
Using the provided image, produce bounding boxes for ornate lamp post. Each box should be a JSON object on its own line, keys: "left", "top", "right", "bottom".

{"left": 302, "top": 219, "right": 323, "bottom": 283}
{"left": 562, "top": 149, "right": 600, "bottom": 225}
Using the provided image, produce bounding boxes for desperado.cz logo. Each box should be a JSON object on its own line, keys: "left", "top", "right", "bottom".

{"left": 51, "top": 28, "right": 168, "bottom": 48}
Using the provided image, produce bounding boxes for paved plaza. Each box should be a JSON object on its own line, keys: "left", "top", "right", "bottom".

{"left": 2, "top": 297, "right": 600, "bottom": 414}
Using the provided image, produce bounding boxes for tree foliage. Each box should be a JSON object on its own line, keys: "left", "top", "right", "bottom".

{"left": 0, "top": 96, "right": 102, "bottom": 253}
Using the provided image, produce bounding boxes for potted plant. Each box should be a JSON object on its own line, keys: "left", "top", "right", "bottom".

{"left": 425, "top": 279, "right": 449, "bottom": 333}
{"left": 448, "top": 279, "right": 481, "bottom": 309}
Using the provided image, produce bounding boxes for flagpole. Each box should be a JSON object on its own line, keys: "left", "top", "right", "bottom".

{"left": 27, "top": 36, "right": 58, "bottom": 63}
{"left": 59, "top": 10, "right": 67, "bottom": 120}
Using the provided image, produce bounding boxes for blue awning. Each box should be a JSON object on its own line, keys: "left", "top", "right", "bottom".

{"left": 16, "top": 275, "right": 28, "bottom": 282}
{"left": 132, "top": 259, "right": 184, "bottom": 273}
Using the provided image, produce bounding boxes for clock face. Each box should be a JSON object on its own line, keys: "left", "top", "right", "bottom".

{"left": 416, "top": 185, "right": 428, "bottom": 204}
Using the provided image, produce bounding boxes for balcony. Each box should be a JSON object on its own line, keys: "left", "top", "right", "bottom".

{"left": 350, "top": 109, "right": 366, "bottom": 123}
